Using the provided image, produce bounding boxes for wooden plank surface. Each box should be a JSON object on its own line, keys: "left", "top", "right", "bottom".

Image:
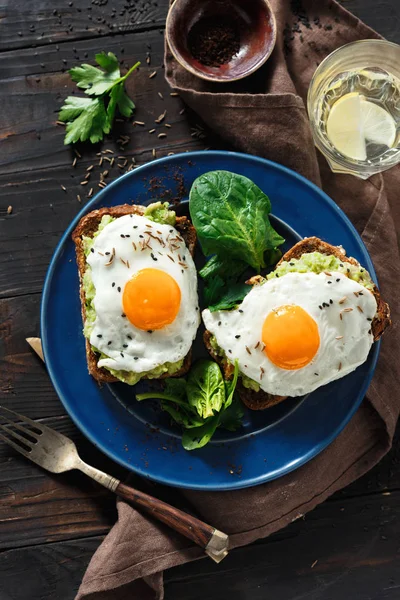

{"left": 0, "top": 0, "right": 399, "bottom": 599}
{"left": 0, "top": 0, "right": 168, "bottom": 51}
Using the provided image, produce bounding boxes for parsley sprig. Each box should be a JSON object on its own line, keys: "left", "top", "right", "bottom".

{"left": 59, "top": 52, "right": 140, "bottom": 145}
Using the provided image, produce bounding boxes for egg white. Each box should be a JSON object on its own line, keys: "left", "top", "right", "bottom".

{"left": 202, "top": 271, "right": 377, "bottom": 397}
{"left": 87, "top": 214, "right": 200, "bottom": 374}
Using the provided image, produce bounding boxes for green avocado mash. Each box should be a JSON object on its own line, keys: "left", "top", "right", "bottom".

{"left": 210, "top": 252, "right": 375, "bottom": 390}
{"left": 82, "top": 205, "right": 183, "bottom": 385}
{"left": 266, "top": 251, "right": 374, "bottom": 291}
{"left": 144, "top": 201, "right": 176, "bottom": 226}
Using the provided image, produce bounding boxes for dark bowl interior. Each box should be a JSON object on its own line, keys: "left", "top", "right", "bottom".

{"left": 166, "top": 0, "right": 276, "bottom": 82}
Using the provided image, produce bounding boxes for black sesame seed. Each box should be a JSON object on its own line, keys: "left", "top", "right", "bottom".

{"left": 330, "top": 299, "right": 333, "bottom": 304}
{"left": 289, "top": 262, "right": 295, "bottom": 266}
{"left": 150, "top": 252, "right": 158, "bottom": 261}
{"left": 275, "top": 273, "right": 279, "bottom": 277}
{"left": 183, "top": 256, "right": 186, "bottom": 261}
{"left": 120, "top": 352, "right": 124, "bottom": 357}
{"left": 108, "top": 341, "right": 112, "bottom": 345}
{"left": 347, "top": 268, "right": 350, "bottom": 273}
{"left": 228, "top": 349, "right": 232, "bottom": 353}
{"left": 105, "top": 252, "right": 110, "bottom": 256}
{"left": 121, "top": 234, "right": 125, "bottom": 238}
{"left": 127, "top": 335, "right": 132, "bottom": 339}
{"left": 139, "top": 235, "right": 144, "bottom": 238}
{"left": 169, "top": 229, "right": 174, "bottom": 233}
{"left": 123, "top": 344, "right": 128, "bottom": 348}
{"left": 360, "top": 268, "right": 364, "bottom": 273}
{"left": 195, "top": 306, "right": 199, "bottom": 311}
{"left": 319, "top": 305, "right": 322, "bottom": 310}
{"left": 327, "top": 281, "right": 332, "bottom": 284}
{"left": 359, "top": 292, "right": 363, "bottom": 295}
{"left": 112, "top": 282, "right": 115, "bottom": 287}
{"left": 235, "top": 335, "right": 241, "bottom": 339}
{"left": 181, "top": 270, "right": 184, "bottom": 273}
{"left": 133, "top": 225, "right": 138, "bottom": 229}
{"left": 336, "top": 278, "right": 340, "bottom": 282}
{"left": 147, "top": 330, "right": 153, "bottom": 333}
{"left": 339, "top": 263, "right": 343, "bottom": 267}
{"left": 125, "top": 234, "right": 130, "bottom": 238}
{"left": 238, "top": 309, "right": 243, "bottom": 314}
{"left": 367, "top": 317, "right": 372, "bottom": 322}
{"left": 244, "top": 365, "right": 248, "bottom": 368}
{"left": 134, "top": 356, "right": 139, "bottom": 360}
{"left": 121, "top": 313, "right": 126, "bottom": 318}
{"left": 90, "top": 248, "right": 94, "bottom": 253}
{"left": 314, "top": 373, "right": 319, "bottom": 376}
{"left": 218, "top": 321, "right": 221, "bottom": 326}
{"left": 97, "top": 334, "right": 102, "bottom": 338}
{"left": 117, "top": 286, "right": 121, "bottom": 292}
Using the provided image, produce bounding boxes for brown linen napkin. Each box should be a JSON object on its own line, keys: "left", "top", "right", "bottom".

{"left": 77, "top": 1, "right": 400, "bottom": 598}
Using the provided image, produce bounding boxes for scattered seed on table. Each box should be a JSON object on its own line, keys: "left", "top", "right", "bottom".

{"left": 110, "top": 157, "right": 115, "bottom": 167}
{"left": 80, "top": 180, "right": 88, "bottom": 186}
{"left": 104, "top": 149, "right": 114, "bottom": 154}
{"left": 170, "top": 92, "right": 179, "bottom": 96}
{"left": 77, "top": 194, "right": 81, "bottom": 203}
{"left": 167, "top": 152, "right": 175, "bottom": 156}
{"left": 165, "top": 123, "right": 172, "bottom": 128}
{"left": 72, "top": 157, "right": 77, "bottom": 167}
{"left": 88, "top": 188, "right": 94, "bottom": 198}
{"left": 149, "top": 129, "right": 156, "bottom": 134}
{"left": 152, "top": 148, "right": 156, "bottom": 158}
{"left": 133, "top": 121, "right": 145, "bottom": 126}
{"left": 74, "top": 149, "right": 81, "bottom": 158}
{"left": 7, "top": 205, "right": 12, "bottom": 214}
{"left": 149, "top": 71, "right": 157, "bottom": 79}
{"left": 155, "top": 110, "right": 167, "bottom": 123}
{"left": 86, "top": 165, "right": 94, "bottom": 172}
{"left": 61, "top": 185, "right": 67, "bottom": 192}
{"left": 158, "top": 92, "right": 164, "bottom": 100}
{"left": 158, "top": 133, "right": 167, "bottom": 138}
{"left": 146, "top": 55, "right": 151, "bottom": 65}
{"left": 179, "top": 108, "right": 185, "bottom": 115}
{"left": 84, "top": 172, "right": 91, "bottom": 180}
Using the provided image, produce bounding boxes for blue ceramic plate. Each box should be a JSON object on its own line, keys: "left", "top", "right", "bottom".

{"left": 41, "top": 151, "right": 379, "bottom": 490}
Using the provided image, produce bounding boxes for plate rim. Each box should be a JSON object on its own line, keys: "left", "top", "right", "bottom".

{"left": 41, "top": 150, "right": 380, "bottom": 490}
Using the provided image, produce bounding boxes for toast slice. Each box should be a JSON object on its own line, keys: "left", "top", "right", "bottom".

{"left": 204, "top": 236, "right": 391, "bottom": 411}
{"left": 72, "top": 204, "right": 197, "bottom": 383}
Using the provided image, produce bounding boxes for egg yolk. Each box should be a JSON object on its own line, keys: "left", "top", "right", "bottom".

{"left": 123, "top": 268, "right": 181, "bottom": 330}
{"left": 262, "top": 305, "right": 320, "bottom": 370}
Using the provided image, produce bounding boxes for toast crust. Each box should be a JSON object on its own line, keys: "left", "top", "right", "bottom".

{"left": 72, "top": 204, "right": 196, "bottom": 384}
{"left": 204, "top": 236, "right": 391, "bottom": 411}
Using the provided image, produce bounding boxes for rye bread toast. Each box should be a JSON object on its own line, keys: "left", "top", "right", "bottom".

{"left": 204, "top": 236, "right": 391, "bottom": 411}
{"left": 72, "top": 204, "right": 197, "bottom": 383}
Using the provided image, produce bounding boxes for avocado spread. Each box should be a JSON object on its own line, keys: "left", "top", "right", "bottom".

{"left": 210, "top": 252, "right": 375, "bottom": 390}
{"left": 82, "top": 204, "right": 184, "bottom": 385}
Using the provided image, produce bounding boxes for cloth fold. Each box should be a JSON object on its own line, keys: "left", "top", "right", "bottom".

{"left": 77, "top": 1, "right": 400, "bottom": 598}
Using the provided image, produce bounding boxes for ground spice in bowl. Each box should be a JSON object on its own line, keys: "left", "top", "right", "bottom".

{"left": 187, "top": 16, "right": 240, "bottom": 67}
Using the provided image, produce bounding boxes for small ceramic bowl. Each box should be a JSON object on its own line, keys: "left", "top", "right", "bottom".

{"left": 166, "top": 0, "right": 277, "bottom": 83}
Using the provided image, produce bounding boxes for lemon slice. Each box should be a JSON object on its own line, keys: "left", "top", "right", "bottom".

{"left": 326, "top": 93, "right": 366, "bottom": 161}
{"left": 360, "top": 99, "right": 396, "bottom": 147}
{"left": 326, "top": 92, "right": 396, "bottom": 161}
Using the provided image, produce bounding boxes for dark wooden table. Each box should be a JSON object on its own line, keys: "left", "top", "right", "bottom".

{"left": 1, "top": 1, "right": 399, "bottom": 598}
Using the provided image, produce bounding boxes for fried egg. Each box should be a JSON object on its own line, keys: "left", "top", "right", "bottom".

{"left": 87, "top": 214, "right": 200, "bottom": 374}
{"left": 202, "top": 271, "right": 377, "bottom": 397}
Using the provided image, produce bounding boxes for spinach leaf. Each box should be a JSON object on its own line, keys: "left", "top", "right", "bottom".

{"left": 161, "top": 402, "right": 204, "bottom": 429}
{"left": 208, "top": 281, "right": 250, "bottom": 312}
{"left": 182, "top": 416, "right": 220, "bottom": 450}
{"left": 189, "top": 171, "right": 285, "bottom": 272}
{"left": 199, "top": 255, "right": 247, "bottom": 282}
{"left": 219, "top": 393, "right": 245, "bottom": 432}
{"left": 224, "top": 360, "right": 239, "bottom": 409}
{"left": 187, "top": 359, "right": 225, "bottom": 419}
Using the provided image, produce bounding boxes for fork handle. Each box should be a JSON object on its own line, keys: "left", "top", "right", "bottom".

{"left": 115, "top": 482, "right": 229, "bottom": 560}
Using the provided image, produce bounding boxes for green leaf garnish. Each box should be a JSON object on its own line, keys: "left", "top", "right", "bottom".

{"left": 59, "top": 52, "right": 140, "bottom": 145}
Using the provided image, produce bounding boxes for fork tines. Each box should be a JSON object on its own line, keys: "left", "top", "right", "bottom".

{"left": 0, "top": 405, "right": 42, "bottom": 457}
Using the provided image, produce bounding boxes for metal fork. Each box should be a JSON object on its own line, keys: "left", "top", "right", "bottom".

{"left": 0, "top": 405, "right": 229, "bottom": 563}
